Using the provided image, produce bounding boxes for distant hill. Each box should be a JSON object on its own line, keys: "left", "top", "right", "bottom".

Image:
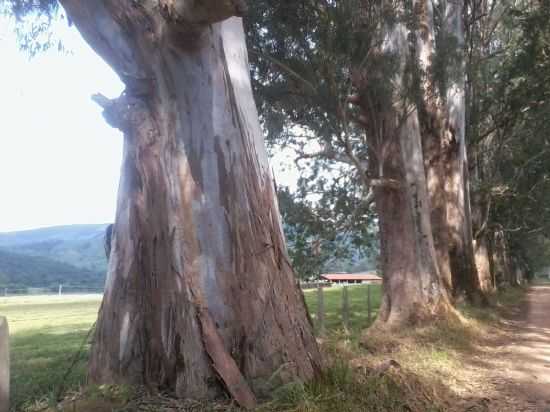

{"left": 0, "top": 248, "right": 105, "bottom": 290}
{"left": 0, "top": 224, "right": 109, "bottom": 273}
{"left": 0, "top": 224, "right": 109, "bottom": 290}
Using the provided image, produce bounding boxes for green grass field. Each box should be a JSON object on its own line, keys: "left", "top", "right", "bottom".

{"left": 0, "top": 285, "right": 381, "bottom": 411}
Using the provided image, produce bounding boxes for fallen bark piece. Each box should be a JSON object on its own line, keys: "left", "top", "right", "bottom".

{"left": 197, "top": 307, "right": 257, "bottom": 410}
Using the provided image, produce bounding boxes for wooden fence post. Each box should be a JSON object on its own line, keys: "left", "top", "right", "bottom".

{"left": 367, "top": 283, "right": 372, "bottom": 323}
{"left": 0, "top": 316, "right": 9, "bottom": 412}
{"left": 342, "top": 286, "right": 350, "bottom": 331}
{"left": 316, "top": 284, "right": 325, "bottom": 336}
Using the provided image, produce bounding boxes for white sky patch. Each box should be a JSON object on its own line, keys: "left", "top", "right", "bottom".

{"left": 0, "top": 16, "right": 301, "bottom": 233}
{"left": 0, "top": 16, "right": 124, "bottom": 232}
{"left": 270, "top": 146, "right": 301, "bottom": 192}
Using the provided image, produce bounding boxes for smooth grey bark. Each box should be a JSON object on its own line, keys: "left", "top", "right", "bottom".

{"left": 59, "top": 1, "right": 320, "bottom": 406}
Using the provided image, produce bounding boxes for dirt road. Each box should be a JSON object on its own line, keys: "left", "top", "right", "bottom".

{"left": 491, "top": 286, "right": 550, "bottom": 411}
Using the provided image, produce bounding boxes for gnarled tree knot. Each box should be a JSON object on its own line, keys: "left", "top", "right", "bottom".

{"left": 91, "top": 92, "right": 149, "bottom": 132}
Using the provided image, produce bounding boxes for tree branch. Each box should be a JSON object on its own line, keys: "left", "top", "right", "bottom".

{"left": 248, "top": 50, "right": 317, "bottom": 94}
{"left": 167, "top": 0, "right": 247, "bottom": 25}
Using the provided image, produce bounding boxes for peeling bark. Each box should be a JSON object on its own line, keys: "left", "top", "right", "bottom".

{"left": 59, "top": 0, "right": 320, "bottom": 405}
{"left": 356, "top": 2, "right": 452, "bottom": 329}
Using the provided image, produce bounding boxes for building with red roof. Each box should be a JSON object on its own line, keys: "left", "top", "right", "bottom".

{"left": 320, "top": 271, "right": 382, "bottom": 284}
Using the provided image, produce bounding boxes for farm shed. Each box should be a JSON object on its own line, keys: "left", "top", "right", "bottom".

{"left": 320, "top": 272, "right": 382, "bottom": 285}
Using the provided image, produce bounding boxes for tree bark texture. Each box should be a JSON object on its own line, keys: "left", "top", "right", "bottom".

{"left": 493, "top": 229, "right": 514, "bottom": 287}
{"left": 59, "top": 1, "right": 320, "bottom": 406}
{"left": 416, "top": 0, "right": 453, "bottom": 293}
{"left": 471, "top": 187, "right": 495, "bottom": 293}
{"left": 443, "top": 0, "right": 485, "bottom": 302}
{"left": 473, "top": 234, "right": 494, "bottom": 292}
{"left": 357, "top": 3, "right": 452, "bottom": 328}
{"left": 374, "top": 135, "right": 450, "bottom": 326}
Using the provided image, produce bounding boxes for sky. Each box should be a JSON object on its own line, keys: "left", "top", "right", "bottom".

{"left": 0, "top": 15, "right": 298, "bottom": 233}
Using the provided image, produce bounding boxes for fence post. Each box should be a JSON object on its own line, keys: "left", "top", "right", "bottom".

{"left": 316, "top": 284, "right": 325, "bottom": 336}
{"left": 58, "top": 284, "right": 63, "bottom": 296}
{"left": 0, "top": 316, "right": 9, "bottom": 412}
{"left": 367, "top": 283, "right": 372, "bottom": 323}
{"left": 342, "top": 286, "right": 350, "bottom": 331}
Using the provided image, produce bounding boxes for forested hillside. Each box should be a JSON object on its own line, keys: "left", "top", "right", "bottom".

{"left": 0, "top": 248, "right": 105, "bottom": 289}
{"left": 0, "top": 224, "right": 108, "bottom": 289}
{"left": 0, "top": 224, "right": 108, "bottom": 273}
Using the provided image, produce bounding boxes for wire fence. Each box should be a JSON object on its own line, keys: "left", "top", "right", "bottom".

{"left": 1, "top": 285, "right": 104, "bottom": 297}
{"left": 1, "top": 280, "right": 375, "bottom": 298}
{"left": 2, "top": 282, "right": 364, "bottom": 297}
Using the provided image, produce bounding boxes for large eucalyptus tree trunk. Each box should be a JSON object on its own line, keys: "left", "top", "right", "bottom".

{"left": 358, "top": 1, "right": 452, "bottom": 328}
{"left": 374, "top": 129, "right": 451, "bottom": 326}
{"left": 444, "top": 0, "right": 486, "bottom": 302}
{"left": 59, "top": 1, "right": 320, "bottom": 406}
{"left": 416, "top": 0, "right": 453, "bottom": 292}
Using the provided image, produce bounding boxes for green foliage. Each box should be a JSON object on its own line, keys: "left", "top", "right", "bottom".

{"left": 467, "top": 0, "right": 550, "bottom": 272}
{"left": 245, "top": 1, "right": 388, "bottom": 255}
{"left": 278, "top": 187, "right": 378, "bottom": 279}
{"left": 1, "top": 0, "right": 62, "bottom": 56}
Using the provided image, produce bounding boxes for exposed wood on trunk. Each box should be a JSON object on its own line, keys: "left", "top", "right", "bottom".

{"left": 59, "top": 0, "right": 321, "bottom": 405}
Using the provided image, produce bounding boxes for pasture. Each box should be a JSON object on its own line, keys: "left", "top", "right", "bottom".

{"left": 1, "top": 285, "right": 381, "bottom": 411}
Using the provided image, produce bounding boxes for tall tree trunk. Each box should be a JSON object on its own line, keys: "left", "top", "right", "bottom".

{"left": 471, "top": 184, "right": 495, "bottom": 293}
{"left": 444, "top": 0, "right": 486, "bottom": 302}
{"left": 59, "top": 1, "right": 320, "bottom": 405}
{"left": 473, "top": 234, "right": 494, "bottom": 292}
{"left": 416, "top": 0, "right": 453, "bottom": 293}
{"left": 493, "top": 229, "right": 513, "bottom": 288}
{"left": 373, "top": 131, "right": 451, "bottom": 327}
{"left": 423, "top": 128, "right": 453, "bottom": 292}
{"left": 358, "top": 2, "right": 452, "bottom": 328}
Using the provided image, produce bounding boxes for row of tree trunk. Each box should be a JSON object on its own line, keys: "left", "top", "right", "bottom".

{"left": 349, "top": 0, "right": 496, "bottom": 328}
{"left": 55, "top": 0, "right": 521, "bottom": 407}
